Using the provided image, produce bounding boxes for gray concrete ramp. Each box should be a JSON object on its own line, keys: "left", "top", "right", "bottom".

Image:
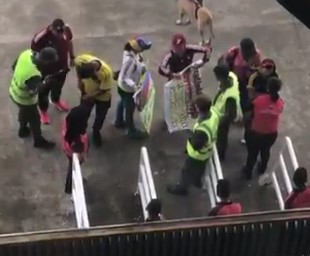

{"left": 0, "top": 0, "right": 309, "bottom": 233}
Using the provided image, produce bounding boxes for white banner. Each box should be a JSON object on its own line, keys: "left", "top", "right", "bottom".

{"left": 164, "top": 79, "right": 196, "bottom": 133}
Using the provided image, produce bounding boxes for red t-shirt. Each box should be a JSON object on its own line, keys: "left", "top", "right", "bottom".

{"left": 31, "top": 25, "right": 73, "bottom": 72}
{"left": 208, "top": 201, "right": 242, "bottom": 216}
{"left": 251, "top": 94, "right": 284, "bottom": 134}
{"left": 285, "top": 187, "right": 310, "bottom": 209}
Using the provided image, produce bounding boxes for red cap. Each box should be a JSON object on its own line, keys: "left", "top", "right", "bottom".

{"left": 261, "top": 58, "right": 275, "bottom": 69}
{"left": 172, "top": 33, "right": 186, "bottom": 47}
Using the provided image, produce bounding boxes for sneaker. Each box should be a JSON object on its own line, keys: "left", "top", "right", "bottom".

{"left": 34, "top": 136, "right": 55, "bottom": 149}
{"left": 18, "top": 127, "right": 31, "bottom": 138}
{"left": 166, "top": 183, "right": 188, "bottom": 196}
{"left": 114, "top": 121, "right": 126, "bottom": 130}
{"left": 92, "top": 130, "right": 102, "bottom": 147}
{"left": 258, "top": 173, "right": 272, "bottom": 186}
{"left": 51, "top": 100, "right": 69, "bottom": 112}
{"left": 240, "top": 139, "right": 246, "bottom": 145}
{"left": 39, "top": 110, "right": 50, "bottom": 124}
{"left": 126, "top": 129, "right": 148, "bottom": 139}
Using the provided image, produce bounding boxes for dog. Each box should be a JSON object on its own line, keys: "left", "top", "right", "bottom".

{"left": 176, "top": 0, "right": 215, "bottom": 45}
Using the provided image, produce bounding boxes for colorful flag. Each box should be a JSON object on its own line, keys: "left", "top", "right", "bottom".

{"left": 135, "top": 71, "right": 156, "bottom": 134}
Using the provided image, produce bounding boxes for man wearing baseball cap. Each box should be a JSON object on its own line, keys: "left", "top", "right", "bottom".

{"left": 158, "top": 33, "right": 211, "bottom": 80}
{"left": 31, "top": 18, "right": 76, "bottom": 124}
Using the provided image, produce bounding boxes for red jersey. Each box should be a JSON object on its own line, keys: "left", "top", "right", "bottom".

{"left": 251, "top": 94, "right": 284, "bottom": 134}
{"left": 31, "top": 24, "right": 73, "bottom": 72}
{"left": 285, "top": 187, "right": 310, "bottom": 209}
{"left": 225, "top": 46, "right": 261, "bottom": 85}
{"left": 158, "top": 44, "right": 211, "bottom": 78}
{"left": 208, "top": 201, "right": 242, "bottom": 216}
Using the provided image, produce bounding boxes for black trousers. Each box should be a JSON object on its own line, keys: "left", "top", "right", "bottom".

{"left": 115, "top": 87, "right": 136, "bottom": 131}
{"left": 244, "top": 130, "right": 278, "bottom": 175}
{"left": 238, "top": 81, "right": 249, "bottom": 114}
{"left": 179, "top": 156, "right": 207, "bottom": 189}
{"left": 217, "top": 120, "right": 231, "bottom": 158}
{"left": 15, "top": 102, "right": 42, "bottom": 140}
{"left": 82, "top": 99, "right": 111, "bottom": 131}
{"left": 65, "top": 157, "right": 73, "bottom": 194}
{"left": 38, "top": 72, "right": 67, "bottom": 111}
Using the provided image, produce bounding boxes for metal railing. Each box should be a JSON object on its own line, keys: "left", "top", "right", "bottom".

{"left": 72, "top": 153, "right": 90, "bottom": 228}
{"left": 203, "top": 144, "right": 224, "bottom": 208}
{"left": 136, "top": 147, "right": 158, "bottom": 220}
{"left": 269, "top": 136, "right": 299, "bottom": 210}
{"left": 1, "top": 209, "right": 310, "bottom": 256}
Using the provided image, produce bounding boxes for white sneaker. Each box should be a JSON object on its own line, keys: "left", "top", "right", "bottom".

{"left": 258, "top": 173, "right": 272, "bottom": 186}
{"left": 240, "top": 139, "right": 246, "bottom": 145}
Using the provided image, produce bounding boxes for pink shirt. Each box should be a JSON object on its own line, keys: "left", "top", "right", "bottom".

{"left": 251, "top": 95, "right": 284, "bottom": 134}
{"left": 226, "top": 46, "right": 261, "bottom": 85}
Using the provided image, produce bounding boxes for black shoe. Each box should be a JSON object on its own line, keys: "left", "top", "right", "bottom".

{"left": 114, "top": 121, "right": 126, "bottom": 129}
{"left": 18, "top": 127, "right": 31, "bottom": 138}
{"left": 166, "top": 183, "right": 188, "bottom": 196}
{"left": 126, "top": 129, "right": 148, "bottom": 139}
{"left": 34, "top": 136, "right": 56, "bottom": 149}
{"left": 92, "top": 130, "right": 102, "bottom": 147}
{"left": 241, "top": 165, "right": 252, "bottom": 180}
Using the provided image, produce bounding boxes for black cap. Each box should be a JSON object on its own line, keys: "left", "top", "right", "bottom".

{"left": 52, "top": 18, "right": 65, "bottom": 32}
{"left": 39, "top": 47, "right": 58, "bottom": 63}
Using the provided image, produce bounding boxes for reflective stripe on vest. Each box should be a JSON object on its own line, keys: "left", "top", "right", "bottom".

{"left": 213, "top": 72, "right": 242, "bottom": 120}
{"left": 186, "top": 108, "right": 220, "bottom": 161}
{"left": 9, "top": 49, "right": 41, "bottom": 105}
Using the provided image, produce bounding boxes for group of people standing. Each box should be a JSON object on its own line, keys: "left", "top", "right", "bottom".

{"left": 161, "top": 35, "right": 285, "bottom": 203}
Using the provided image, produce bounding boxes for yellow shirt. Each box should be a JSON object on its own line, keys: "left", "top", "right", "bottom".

{"left": 75, "top": 54, "right": 113, "bottom": 102}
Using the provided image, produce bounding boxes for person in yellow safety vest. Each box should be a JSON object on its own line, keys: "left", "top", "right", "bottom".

{"left": 212, "top": 65, "right": 242, "bottom": 161}
{"left": 9, "top": 47, "right": 58, "bottom": 149}
{"left": 167, "top": 94, "right": 220, "bottom": 196}
{"left": 74, "top": 54, "right": 114, "bottom": 147}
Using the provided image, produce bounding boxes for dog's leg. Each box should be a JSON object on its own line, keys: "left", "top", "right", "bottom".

{"left": 197, "top": 19, "right": 205, "bottom": 45}
{"left": 207, "top": 18, "right": 215, "bottom": 44}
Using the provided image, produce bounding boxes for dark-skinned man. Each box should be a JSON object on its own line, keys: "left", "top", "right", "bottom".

{"left": 167, "top": 94, "right": 220, "bottom": 196}
{"left": 74, "top": 54, "right": 114, "bottom": 147}
{"left": 10, "top": 47, "right": 58, "bottom": 149}
{"left": 212, "top": 65, "right": 242, "bottom": 161}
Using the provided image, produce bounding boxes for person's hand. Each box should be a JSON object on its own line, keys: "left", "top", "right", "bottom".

{"left": 172, "top": 73, "right": 182, "bottom": 79}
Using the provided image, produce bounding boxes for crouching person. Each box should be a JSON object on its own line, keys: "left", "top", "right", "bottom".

{"left": 61, "top": 104, "right": 90, "bottom": 194}
{"left": 167, "top": 95, "right": 220, "bottom": 196}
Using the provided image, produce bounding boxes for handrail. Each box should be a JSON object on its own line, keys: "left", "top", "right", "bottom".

{"left": 72, "top": 153, "right": 90, "bottom": 228}
{"left": 136, "top": 147, "right": 157, "bottom": 220}
{"left": 204, "top": 144, "right": 224, "bottom": 207}
{"left": 269, "top": 136, "right": 299, "bottom": 210}
{"left": 1, "top": 208, "right": 310, "bottom": 245}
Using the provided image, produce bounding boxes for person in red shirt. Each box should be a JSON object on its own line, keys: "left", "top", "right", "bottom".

{"left": 31, "top": 18, "right": 75, "bottom": 124}
{"left": 285, "top": 167, "right": 310, "bottom": 209}
{"left": 208, "top": 179, "right": 242, "bottom": 216}
{"left": 242, "top": 77, "right": 284, "bottom": 180}
{"left": 158, "top": 33, "right": 211, "bottom": 80}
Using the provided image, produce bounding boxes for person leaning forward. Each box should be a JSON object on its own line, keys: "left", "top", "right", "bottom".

{"left": 9, "top": 47, "right": 58, "bottom": 149}
{"left": 75, "top": 54, "right": 114, "bottom": 147}
{"left": 167, "top": 94, "right": 220, "bottom": 196}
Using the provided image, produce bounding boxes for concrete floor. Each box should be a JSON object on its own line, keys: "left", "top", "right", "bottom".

{"left": 0, "top": 0, "right": 310, "bottom": 233}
